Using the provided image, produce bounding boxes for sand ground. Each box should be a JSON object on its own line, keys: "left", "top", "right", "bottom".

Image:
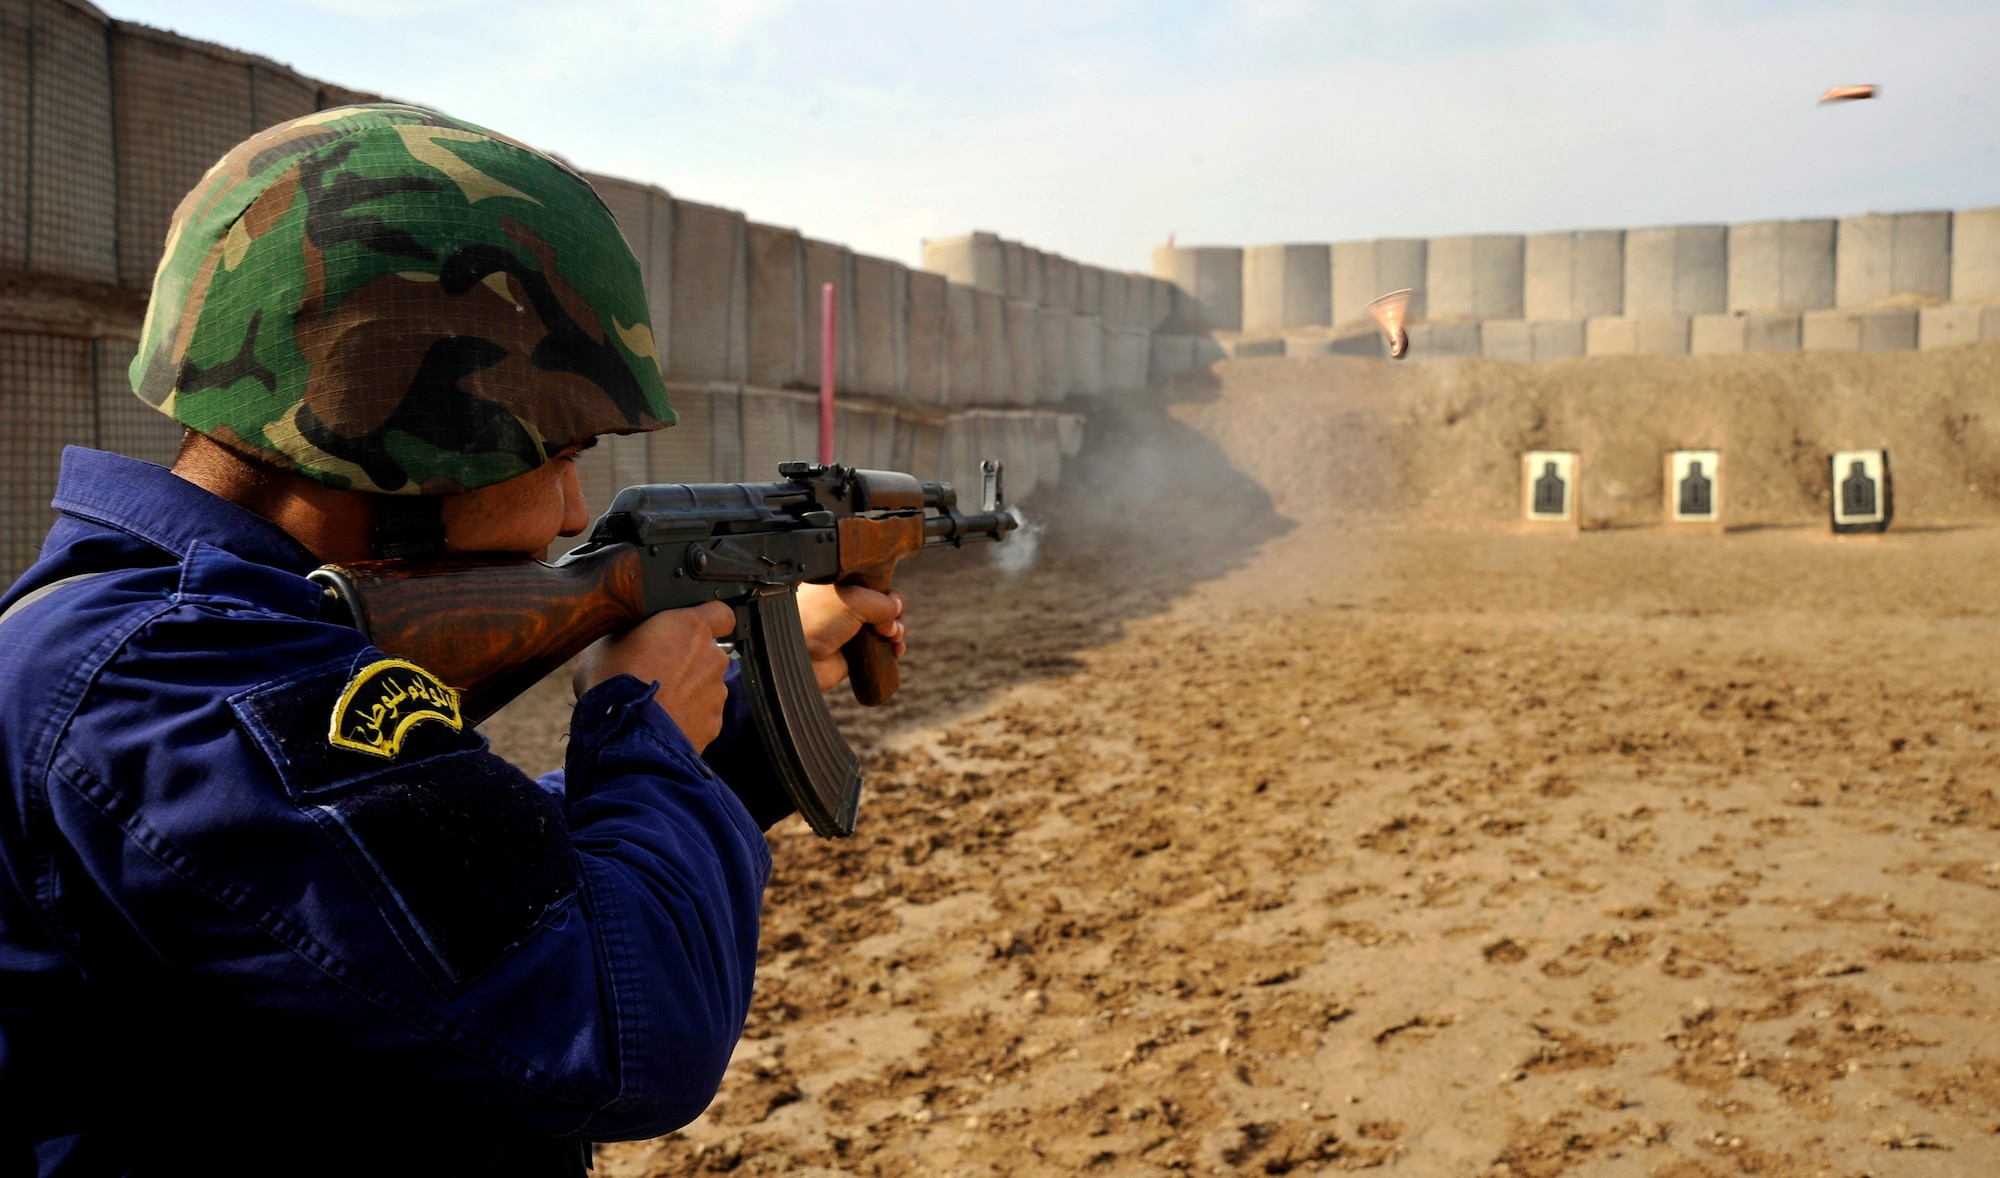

{"left": 482, "top": 359, "right": 2000, "bottom": 1177}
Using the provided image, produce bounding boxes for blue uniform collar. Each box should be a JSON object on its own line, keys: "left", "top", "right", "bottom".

{"left": 50, "top": 446, "right": 320, "bottom": 575}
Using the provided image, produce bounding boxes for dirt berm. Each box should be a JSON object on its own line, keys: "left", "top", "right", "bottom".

{"left": 1177, "top": 346, "right": 2000, "bottom": 529}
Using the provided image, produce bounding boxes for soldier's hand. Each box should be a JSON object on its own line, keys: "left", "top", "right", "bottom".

{"left": 797, "top": 583, "right": 907, "bottom": 692}
{"left": 574, "top": 601, "right": 736, "bottom": 753}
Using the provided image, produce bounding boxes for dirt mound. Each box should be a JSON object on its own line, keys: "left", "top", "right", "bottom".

{"left": 1169, "top": 345, "right": 2000, "bottom": 529}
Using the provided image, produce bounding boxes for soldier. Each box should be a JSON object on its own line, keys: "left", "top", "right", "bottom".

{"left": 0, "top": 106, "right": 902, "bottom": 1175}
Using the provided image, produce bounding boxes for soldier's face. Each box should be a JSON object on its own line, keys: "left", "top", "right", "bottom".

{"left": 438, "top": 444, "right": 593, "bottom": 558}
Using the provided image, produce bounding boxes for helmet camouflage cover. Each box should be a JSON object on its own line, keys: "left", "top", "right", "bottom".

{"left": 132, "top": 103, "right": 674, "bottom": 495}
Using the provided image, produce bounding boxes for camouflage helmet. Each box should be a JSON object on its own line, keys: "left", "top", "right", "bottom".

{"left": 132, "top": 103, "right": 674, "bottom": 495}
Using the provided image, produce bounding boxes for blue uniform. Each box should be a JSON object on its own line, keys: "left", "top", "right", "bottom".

{"left": 0, "top": 448, "right": 785, "bottom": 1176}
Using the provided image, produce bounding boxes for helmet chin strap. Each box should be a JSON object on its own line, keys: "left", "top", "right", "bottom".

{"left": 371, "top": 496, "right": 447, "bottom": 560}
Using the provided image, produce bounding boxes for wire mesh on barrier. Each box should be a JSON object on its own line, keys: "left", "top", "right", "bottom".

{"left": 668, "top": 199, "right": 747, "bottom": 385}
{"left": 93, "top": 336, "right": 178, "bottom": 467}
{"left": 651, "top": 387, "right": 711, "bottom": 484}
{"left": 746, "top": 223, "right": 804, "bottom": 391}
{"left": 111, "top": 26, "right": 256, "bottom": 287}
{"left": 1, "top": 331, "right": 96, "bottom": 583}
{"left": 26, "top": 0, "right": 118, "bottom": 283}
{"left": 1, "top": 0, "right": 31, "bottom": 270}
{"left": 906, "top": 270, "right": 947, "bottom": 404}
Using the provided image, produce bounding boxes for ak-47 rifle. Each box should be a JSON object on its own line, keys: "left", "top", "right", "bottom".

{"left": 309, "top": 461, "right": 1019, "bottom": 838}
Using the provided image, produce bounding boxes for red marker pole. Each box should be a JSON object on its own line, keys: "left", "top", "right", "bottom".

{"left": 819, "top": 281, "right": 836, "bottom": 465}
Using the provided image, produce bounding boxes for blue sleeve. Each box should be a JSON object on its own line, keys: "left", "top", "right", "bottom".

{"left": 556, "top": 674, "right": 774, "bottom": 1135}
{"left": 20, "top": 545, "right": 773, "bottom": 1140}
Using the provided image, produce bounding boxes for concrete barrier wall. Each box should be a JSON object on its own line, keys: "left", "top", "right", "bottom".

{"left": 1803, "top": 307, "right": 1919, "bottom": 352}
{"left": 1242, "top": 244, "right": 1332, "bottom": 331}
{"left": 1728, "top": 219, "right": 1835, "bottom": 312}
{"left": 942, "top": 283, "right": 980, "bottom": 405}
{"left": 9, "top": 0, "right": 117, "bottom": 283}
{"left": 1001, "top": 240, "right": 1025, "bottom": 300}
{"left": 588, "top": 174, "right": 678, "bottom": 385}
{"left": 667, "top": 199, "right": 748, "bottom": 384}
{"left": 976, "top": 290, "right": 1012, "bottom": 402}
{"left": 1005, "top": 300, "right": 1040, "bottom": 404}
{"left": 1426, "top": 235, "right": 1524, "bottom": 321}
{"left": 1152, "top": 246, "right": 1244, "bottom": 331}
{"left": 1332, "top": 239, "right": 1427, "bottom": 329}
{"left": 1039, "top": 308, "right": 1072, "bottom": 401}
{"left": 906, "top": 269, "right": 947, "bottom": 404}
{"left": 1624, "top": 226, "right": 1726, "bottom": 316}
{"left": 1949, "top": 207, "right": 2000, "bottom": 302}
{"left": 0, "top": 328, "right": 157, "bottom": 582}
{"left": 108, "top": 23, "right": 334, "bottom": 288}
{"left": 1406, "top": 321, "right": 1482, "bottom": 358}
{"left": 1048, "top": 256, "right": 1077, "bottom": 313}
{"left": 1837, "top": 212, "right": 1951, "bottom": 307}
{"left": 1099, "top": 271, "right": 1129, "bottom": 332}
{"left": 1069, "top": 314, "right": 1105, "bottom": 396}
{"left": 745, "top": 221, "right": 805, "bottom": 390}
{"left": 1524, "top": 231, "right": 1623, "bottom": 320}
{"left": 1076, "top": 267, "right": 1102, "bottom": 317}
{"left": 1148, "top": 277, "right": 1178, "bottom": 332}
{"left": 1690, "top": 313, "right": 1802, "bottom": 354}
{"left": 1482, "top": 319, "right": 1585, "bottom": 364}
{"left": 852, "top": 254, "right": 907, "bottom": 399}
{"left": 1104, "top": 327, "right": 1150, "bottom": 392}
{"left": 922, "top": 231, "right": 1005, "bottom": 294}
{"left": 1584, "top": 316, "right": 1691, "bottom": 356}
{"left": 802, "top": 238, "right": 857, "bottom": 392}
{"left": 1919, "top": 304, "right": 2000, "bottom": 349}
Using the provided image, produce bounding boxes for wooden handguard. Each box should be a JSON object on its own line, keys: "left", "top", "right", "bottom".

{"left": 312, "top": 544, "right": 647, "bottom": 726}
{"left": 836, "top": 515, "right": 925, "bottom": 706}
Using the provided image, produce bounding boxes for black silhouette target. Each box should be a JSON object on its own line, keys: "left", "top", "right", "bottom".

{"left": 1829, "top": 450, "right": 1891, "bottom": 533}
{"left": 1669, "top": 450, "right": 1721, "bottom": 523}
{"left": 1522, "top": 451, "right": 1577, "bottom": 522}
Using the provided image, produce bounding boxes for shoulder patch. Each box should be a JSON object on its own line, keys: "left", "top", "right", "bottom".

{"left": 329, "top": 658, "right": 463, "bottom": 759}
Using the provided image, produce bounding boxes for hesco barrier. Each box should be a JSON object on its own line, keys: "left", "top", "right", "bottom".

{"left": 110, "top": 21, "right": 328, "bottom": 288}
{"left": 1728, "top": 220, "right": 1835, "bottom": 313}
{"left": 11, "top": 0, "right": 118, "bottom": 284}
{"left": 906, "top": 270, "right": 947, "bottom": 404}
{"left": 0, "top": 327, "right": 176, "bottom": 581}
{"left": 852, "top": 255, "right": 906, "bottom": 399}
{"left": 1836, "top": 212, "right": 1951, "bottom": 308}
{"left": 1427, "top": 235, "right": 1525, "bottom": 322}
{"left": 1524, "top": 231, "right": 1623, "bottom": 321}
{"left": 1169, "top": 202, "right": 2000, "bottom": 366}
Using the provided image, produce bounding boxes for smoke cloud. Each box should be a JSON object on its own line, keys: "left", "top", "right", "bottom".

{"left": 990, "top": 507, "right": 1044, "bottom": 577}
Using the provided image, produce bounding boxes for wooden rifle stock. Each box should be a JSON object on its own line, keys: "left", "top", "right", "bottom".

{"left": 836, "top": 515, "right": 925, "bottom": 705}
{"left": 312, "top": 545, "right": 646, "bottom": 726}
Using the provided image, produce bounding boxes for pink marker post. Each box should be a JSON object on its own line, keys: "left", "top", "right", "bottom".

{"left": 819, "top": 281, "right": 836, "bottom": 465}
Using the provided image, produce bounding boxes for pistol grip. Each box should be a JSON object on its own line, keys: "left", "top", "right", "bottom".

{"left": 843, "top": 628, "right": 900, "bottom": 706}
{"left": 840, "top": 566, "right": 900, "bottom": 707}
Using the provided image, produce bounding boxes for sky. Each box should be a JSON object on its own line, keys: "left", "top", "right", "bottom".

{"left": 104, "top": 1, "right": 2000, "bottom": 273}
